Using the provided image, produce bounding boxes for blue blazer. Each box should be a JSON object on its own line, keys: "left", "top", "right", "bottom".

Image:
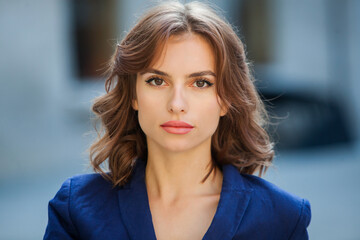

{"left": 44, "top": 159, "right": 311, "bottom": 240}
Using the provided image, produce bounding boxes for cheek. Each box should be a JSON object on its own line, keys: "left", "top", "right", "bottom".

{"left": 137, "top": 106, "right": 154, "bottom": 138}
{"left": 196, "top": 97, "right": 222, "bottom": 130}
{"left": 136, "top": 90, "right": 162, "bottom": 133}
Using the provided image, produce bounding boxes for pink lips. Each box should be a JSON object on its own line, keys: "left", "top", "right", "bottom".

{"left": 160, "top": 121, "right": 194, "bottom": 134}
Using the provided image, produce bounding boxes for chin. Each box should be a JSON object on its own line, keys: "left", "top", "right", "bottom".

{"left": 161, "top": 137, "right": 211, "bottom": 153}
{"left": 161, "top": 142, "right": 193, "bottom": 153}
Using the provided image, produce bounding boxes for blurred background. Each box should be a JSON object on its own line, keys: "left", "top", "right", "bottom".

{"left": 0, "top": 0, "right": 359, "bottom": 239}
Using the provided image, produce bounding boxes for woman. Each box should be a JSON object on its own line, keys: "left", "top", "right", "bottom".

{"left": 44, "top": 1, "right": 311, "bottom": 239}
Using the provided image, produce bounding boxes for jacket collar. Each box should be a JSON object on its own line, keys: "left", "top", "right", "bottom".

{"left": 117, "top": 158, "right": 253, "bottom": 240}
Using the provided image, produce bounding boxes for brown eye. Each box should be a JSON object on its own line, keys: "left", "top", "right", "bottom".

{"left": 145, "top": 77, "right": 165, "bottom": 86}
{"left": 154, "top": 78, "right": 163, "bottom": 85}
{"left": 196, "top": 80, "right": 205, "bottom": 87}
{"left": 193, "top": 79, "right": 214, "bottom": 88}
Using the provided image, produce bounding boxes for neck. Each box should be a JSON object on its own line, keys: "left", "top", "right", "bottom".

{"left": 144, "top": 138, "right": 223, "bottom": 204}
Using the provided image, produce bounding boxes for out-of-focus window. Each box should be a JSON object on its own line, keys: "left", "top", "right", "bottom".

{"left": 240, "top": 0, "right": 273, "bottom": 64}
{"left": 71, "top": 0, "right": 116, "bottom": 79}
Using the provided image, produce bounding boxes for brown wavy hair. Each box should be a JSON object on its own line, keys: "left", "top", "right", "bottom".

{"left": 90, "top": 1, "right": 274, "bottom": 187}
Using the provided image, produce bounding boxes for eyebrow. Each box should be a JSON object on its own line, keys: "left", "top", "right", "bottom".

{"left": 139, "top": 68, "right": 216, "bottom": 78}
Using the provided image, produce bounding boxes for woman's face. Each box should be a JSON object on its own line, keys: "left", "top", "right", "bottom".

{"left": 133, "top": 33, "right": 227, "bottom": 153}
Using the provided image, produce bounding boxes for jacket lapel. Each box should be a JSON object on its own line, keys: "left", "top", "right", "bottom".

{"left": 202, "top": 164, "right": 253, "bottom": 240}
{"left": 117, "top": 159, "right": 252, "bottom": 240}
{"left": 116, "top": 159, "right": 157, "bottom": 240}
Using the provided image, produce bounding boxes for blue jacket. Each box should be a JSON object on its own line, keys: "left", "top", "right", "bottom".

{"left": 44, "top": 159, "right": 311, "bottom": 240}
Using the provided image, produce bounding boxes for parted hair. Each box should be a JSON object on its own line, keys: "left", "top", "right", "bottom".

{"left": 90, "top": 1, "right": 274, "bottom": 187}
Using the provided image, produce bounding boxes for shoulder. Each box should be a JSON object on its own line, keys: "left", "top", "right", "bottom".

{"left": 45, "top": 173, "right": 130, "bottom": 239}
{"left": 66, "top": 172, "right": 114, "bottom": 193}
{"left": 55, "top": 173, "right": 122, "bottom": 210}
{"left": 222, "top": 165, "right": 311, "bottom": 239}
{"left": 69, "top": 172, "right": 111, "bottom": 185}
{"left": 244, "top": 173, "right": 310, "bottom": 213}
{"left": 242, "top": 173, "right": 307, "bottom": 209}
{"left": 223, "top": 164, "right": 308, "bottom": 210}
{"left": 49, "top": 173, "right": 116, "bottom": 212}
{"left": 52, "top": 173, "right": 113, "bottom": 200}
{"left": 244, "top": 174, "right": 311, "bottom": 238}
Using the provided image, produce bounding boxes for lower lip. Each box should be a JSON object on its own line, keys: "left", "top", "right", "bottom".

{"left": 161, "top": 126, "right": 193, "bottom": 134}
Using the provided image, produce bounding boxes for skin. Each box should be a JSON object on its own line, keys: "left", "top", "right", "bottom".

{"left": 133, "top": 33, "right": 228, "bottom": 239}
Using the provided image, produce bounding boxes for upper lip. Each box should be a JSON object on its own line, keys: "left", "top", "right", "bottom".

{"left": 160, "top": 121, "right": 194, "bottom": 128}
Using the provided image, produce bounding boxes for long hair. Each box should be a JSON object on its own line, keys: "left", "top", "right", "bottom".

{"left": 90, "top": 1, "right": 274, "bottom": 187}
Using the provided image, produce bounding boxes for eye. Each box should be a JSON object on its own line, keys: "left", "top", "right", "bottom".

{"left": 145, "top": 77, "right": 166, "bottom": 87}
{"left": 192, "top": 79, "right": 214, "bottom": 88}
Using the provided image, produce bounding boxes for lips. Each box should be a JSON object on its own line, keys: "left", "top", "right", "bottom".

{"left": 160, "top": 121, "right": 194, "bottom": 128}
{"left": 160, "top": 121, "right": 194, "bottom": 134}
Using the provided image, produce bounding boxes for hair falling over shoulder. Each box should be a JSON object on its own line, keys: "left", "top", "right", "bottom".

{"left": 89, "top": 1, "right": 274, "bottom": 187}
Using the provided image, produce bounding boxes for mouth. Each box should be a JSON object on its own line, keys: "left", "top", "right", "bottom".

{"left": 160, "top": 121, "right": 194, "bottom": 134}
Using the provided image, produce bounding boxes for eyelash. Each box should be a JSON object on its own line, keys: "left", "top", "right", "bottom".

{"left": 145, "top": 76, "right": 214, "bottom": 89}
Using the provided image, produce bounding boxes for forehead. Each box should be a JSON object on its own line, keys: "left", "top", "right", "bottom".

{"left": 148, "top": 33, "right": 216, "bottom": 73}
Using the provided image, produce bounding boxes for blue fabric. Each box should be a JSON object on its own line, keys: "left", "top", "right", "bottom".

{"left": 44, "top": 158, "right": 311, "bottom": 239}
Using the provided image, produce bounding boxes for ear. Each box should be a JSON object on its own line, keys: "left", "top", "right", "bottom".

{"left": 132, "top": 99, "right": 138, "bottom": 111}
{"left": 218, "top": 97, "right": 228, "bottom": 117}
{"left": 220, "top": 104, "right": 228, "bottom": 117}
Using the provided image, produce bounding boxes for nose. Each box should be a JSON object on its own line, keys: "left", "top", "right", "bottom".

{"left": 167, "top": 86, "right": 188, "bottom": 114}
